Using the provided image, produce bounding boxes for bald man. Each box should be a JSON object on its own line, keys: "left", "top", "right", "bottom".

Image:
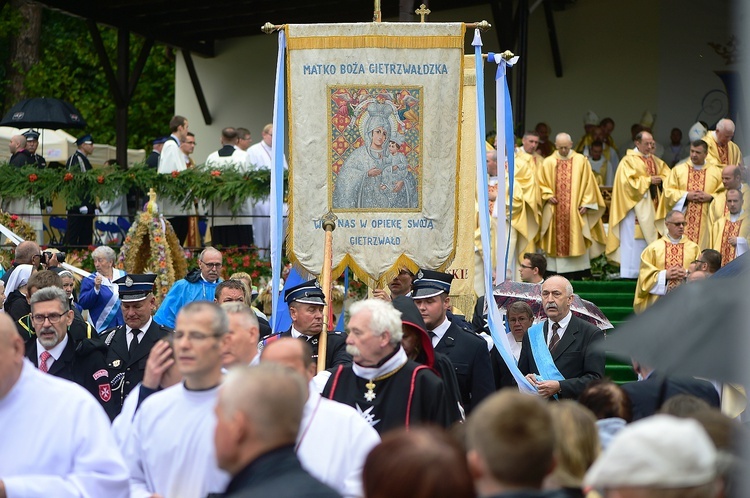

{"left": 537, "top": 133, "right": 607, "bottom": 279}
{"left": 0, "top": 313, "right": 129, "bottom": 497}
{"left": 262, "top": 338, "right": 380, "bottom": 498}
{"left": 8, "top": 135, "right": 34, "bottom": 167}
{"left": 709, "top": 165, "right": 750, "bottom": 223}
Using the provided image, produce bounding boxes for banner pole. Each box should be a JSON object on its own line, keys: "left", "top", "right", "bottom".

{"left": 318, "top": 211, "right": 337, "bottom": 372}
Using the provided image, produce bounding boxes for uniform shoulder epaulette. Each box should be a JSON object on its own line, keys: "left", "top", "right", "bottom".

{"left": 329, "top": 330, "right": 345, "bottom": 336}
{"left": 258, "top": 332, "right": 283, "bottom": 351}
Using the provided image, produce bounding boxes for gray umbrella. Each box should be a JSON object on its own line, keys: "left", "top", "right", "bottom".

{"left": 602, "top": 274, "right": 748, "bottom": 385}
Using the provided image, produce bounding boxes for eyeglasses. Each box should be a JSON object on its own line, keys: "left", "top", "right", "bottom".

{"left": 32, "top": 312, "right": 66, "bottom": 324}
{"left": 519, "top": 264, "right": 533, "bottom": 269}
{"left": 667, "top": 222, "right": 687, "bottom": 227}
{"left": 185, "top": 141, "right": 196, "bottom": 145}
{"left": 200, "top": 261, "right": 222, "bottom": 269}
{"left": 174, "top": 331, "right": 222, "bottom": 342}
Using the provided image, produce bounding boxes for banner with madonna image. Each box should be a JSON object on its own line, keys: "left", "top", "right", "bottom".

{"left": 286, "top": 23, "right": 465, "bottom": 287}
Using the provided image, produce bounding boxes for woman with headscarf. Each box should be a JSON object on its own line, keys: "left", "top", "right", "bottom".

{"left": 4, "top": 264, "right": 35, "bottom": 321}
{"left": 78, "top": 246, "right": 125, "bottom": 333}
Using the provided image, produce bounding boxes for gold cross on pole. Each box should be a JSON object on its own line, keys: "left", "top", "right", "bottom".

{"left": 415, "top": 4, "right": 431, "bottom": 23}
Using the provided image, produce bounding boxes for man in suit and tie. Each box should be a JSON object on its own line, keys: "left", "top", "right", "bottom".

{"left": 518, "top": 275, "right": 605, "bottom": 399}
{"left": 103, "top": 273, "right": 171, "bottom": 411}
{"left": 259, "top": 279, "right": 350, "bottom": 369}
{"left": 412, "top": 269, "right": 494, "bottom": 414}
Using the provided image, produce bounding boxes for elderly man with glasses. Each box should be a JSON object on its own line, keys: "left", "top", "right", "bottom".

{"left": 25, "top": 285, "right": 118, "bottom": 420}
{"left": 155, "top": 247, "right": 224, "bottom": 328}
{"left": 634, "top": 210, "right": 701, "bottom": 313}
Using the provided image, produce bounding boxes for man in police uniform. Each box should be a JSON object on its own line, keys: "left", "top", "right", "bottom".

{"left": 103, "top": 274, "right": 171, "bottom": 410}
{"left": 260, "top": 279, "right": 350, "bottom": 369}
{"left": 22, "top": 130, "right": 47, "bottom": 169}
{"left": 412, "top": 269, "right": 495, "bottom": 415}
{"left": 64, "top": 134, "right": 96, "bottom": 247}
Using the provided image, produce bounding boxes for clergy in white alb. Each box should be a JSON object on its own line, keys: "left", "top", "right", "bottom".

{"left": 262, "top": 337, "right": 381, "bottom": 498}
{"left": 123, "top": 302, "right": 230, "bottom": 498}
{"left": 606, "top": 131, "right": 670, "bottom": 278}
{"left": 0, "top": 311, "right": 129, "bottom": 498}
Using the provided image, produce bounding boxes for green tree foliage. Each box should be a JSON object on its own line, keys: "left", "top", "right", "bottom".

{"left": 2, "top": 7, "right": 174, "bottom": 149}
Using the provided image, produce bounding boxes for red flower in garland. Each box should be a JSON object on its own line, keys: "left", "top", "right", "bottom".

{"left": 28, "top": 173, "right": 38, "bottom": 182}
{"left": 171, "top": 171, "right": 179, "bottom": 178}
{"left": 97, "top": 175, "right": 105, "bottom": 184}
{"left": 10, "top": 215, "right": 18, "bottom": 221}
{"left": 63, "top": 172, "right": 74, "bottom": 182}
{"left": 211, "top": 170, "right": 221, "bottom": 177}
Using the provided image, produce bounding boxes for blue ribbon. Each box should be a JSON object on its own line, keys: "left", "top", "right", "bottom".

{"left": 335, "top": 267, "right": 349, "bottom": 330}
{"left": 270, "top": 30, "right": 286, "bottom": 333}
{"left": 473, "top": 31, "right": 534, "bottom": 393}
{"left": 527, "top": 322, "right": 565, "bottom": 399}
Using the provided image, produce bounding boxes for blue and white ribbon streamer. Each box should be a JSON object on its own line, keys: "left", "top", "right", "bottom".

{"left": 270, "top": 29, "right": 287, "bottom": 333}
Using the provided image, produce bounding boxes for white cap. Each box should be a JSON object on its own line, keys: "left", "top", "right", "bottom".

{"left": 689, "top": 122, "right": 708, "bottom": 142}
{"left": 584, "top": 415, "right": 717, "bottom": 489}
{"left": 639, "top": 110, "right": 655, "bottom": 128}
{"left": 584, "top": 110, "right": 599, "bottom": 126}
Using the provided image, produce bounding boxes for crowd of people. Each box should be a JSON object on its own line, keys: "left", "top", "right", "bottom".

{"left": 493, "top": 115, "right": 745, "bottom": 313}
{"left": 0, "top": 235, "right": 745, "bottom": 497}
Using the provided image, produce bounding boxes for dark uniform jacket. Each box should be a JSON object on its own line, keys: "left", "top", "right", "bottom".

{"left": 9, "top": 149, "right": 35, "bottom": 167}
{"left": 220, "top": 445, "right": 340, "bottom": 498}
{"left": 262, "top": 328, "right": 351, "bottom": 368}
{"left": 65, "top": 150, "right": 95, "bottom": 212}
{"left": 621, "top": 372, "right": 721, "bottom": 421}
{"left": 25, "top": 333, "right": 118, "bottom": 420}
{"left": 145, "top": 150, "right": 160, "bottom": 168}
{"left": 434, "top": 320, "right": 495, "bottom": 414}
{"left": 103, "top": 319, "right": 172, "bottom": 409}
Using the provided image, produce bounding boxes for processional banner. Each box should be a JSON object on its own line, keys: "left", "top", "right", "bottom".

{"left": 286, "top": 23, "right": 466, "bottom": 287}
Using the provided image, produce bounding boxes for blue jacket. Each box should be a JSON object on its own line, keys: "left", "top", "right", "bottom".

{"left": 154, "top": 277, "right": 221, "bottom": 328}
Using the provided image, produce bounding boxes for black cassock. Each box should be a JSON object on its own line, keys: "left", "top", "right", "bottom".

{"left": 322, "top": 358, "right": 457, "bottom": 435}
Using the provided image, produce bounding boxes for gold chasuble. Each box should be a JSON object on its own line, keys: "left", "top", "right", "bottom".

{"left": 661, "top": 162, "right": 722, "bottom": 249}
{"left": 606, "top": 150, "right": 670, "bottom": 264}
{"left": 634, "top": 235, "right": 701, "bottom": 314}
{"left": 705, "top": 131, "right": 743, "bottom": 169}
{"left": 538, "top": 151, "right": 606, "bottom": 260}
{"left": 709, "top": 186, "right": 750, "bottom": 224}
{"left": 711, "top": 212, "right": 750, "bottom": 266}
{"left": 511, "top": 150, "right": 542, "bottom": 257}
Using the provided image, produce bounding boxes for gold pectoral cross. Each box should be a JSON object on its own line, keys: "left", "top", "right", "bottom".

{"left": 416, "top": 3, "right": 431, "bottom": 23}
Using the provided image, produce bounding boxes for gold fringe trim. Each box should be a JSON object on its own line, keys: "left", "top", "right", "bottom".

{"left": 287, "top": 35, "right": 464, "bottom": 50}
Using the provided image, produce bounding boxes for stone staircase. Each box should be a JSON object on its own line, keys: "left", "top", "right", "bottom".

{"left": 573, "top": 280, "right": 638, "bottom": 384}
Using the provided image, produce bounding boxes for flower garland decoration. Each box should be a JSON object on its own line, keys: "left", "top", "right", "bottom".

{"left": 0, "top": 210, "right": 39, "bottom": 245}
{"left": 117, "top": 190, "right": 187, "bottom": 304}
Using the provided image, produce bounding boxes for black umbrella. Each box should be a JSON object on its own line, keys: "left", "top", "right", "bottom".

{"left": 602, "top": 274, "right": 748, "bottom": 384}
{"left": 0, "top": 97, "right": 87, "bottom": 129}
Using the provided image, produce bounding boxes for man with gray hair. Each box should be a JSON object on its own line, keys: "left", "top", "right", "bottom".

{"left": 705, "top": 118, "right": 742, "bottom": 169}
{"left": 215, "top": 364, "right": 340, "bottom": 497}
{"left": 124, "top": 301, "right": 231, "bottom": 498}
{"left": 25, "top": 286, "right": 118, "bottom": 419}
{"left": 155, "top": 246, "right": 224, "bottom": 328}
{"left": 322, "top": 299, "right": 454, "bottom": 434}
{"left": 584, "top": 415, "right": 719, "bottom": 498}
{"left": 220, "top": 302, "right": 261, "bottom": 368}
{"left": 537, "top": 132, "right": 607, "bottom": 279}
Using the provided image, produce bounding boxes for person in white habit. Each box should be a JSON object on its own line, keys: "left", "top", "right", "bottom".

{"left": 245, "top": 123, "right": 288, "bottom": 258}
{"left": 123, "top": 301, "right": 230, "bottom": 498}
{"left": 262, "top": 337, "right": 381, "bottom": 498}
{"left": 0, "top": 312, "right": 129, "bottom": 497}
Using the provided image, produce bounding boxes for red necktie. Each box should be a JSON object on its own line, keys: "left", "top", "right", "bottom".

{"left": 39, "top": 351, "right": 52, "bottom": 373}
{"left": 549, "top": 323, "right": 561, "bottom": 353}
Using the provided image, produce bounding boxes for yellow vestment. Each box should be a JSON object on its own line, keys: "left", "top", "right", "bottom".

{"left": 709, "top": 185, "right": 750, "bottom": 224}
{"left": 634, "top": 235, "right": 701, "bottom": 314}
{"left": 661, "top": 162, "right": 723, "bottom": 249}
{"left": 705, "top": 131, "right": 743, "bottom": 168}
{"left": 606, "top": 150, "right": 670, "bottom": 264}
{"left": 710, "top": 212, "right": 750, "bottom": 266}
{"left": 537, "top": 151, "right": 606, "bottom": 260}
{"left": 512, "top": 150, "right": 542, "bottom": 256}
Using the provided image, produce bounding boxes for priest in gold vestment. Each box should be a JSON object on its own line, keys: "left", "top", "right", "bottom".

{"left": 704, "top": 118, "right": 743, "bottom": 169}
{"left": 710, "top": 189, "right": 749, "bottom": 266}
{"left": 660, "top": 140, "right": 722, "bottom": 250}
{"left": 606, "top": 131, "right": 670, "bottom": 278}
{"left": 512, "top": 132, "right": 543, "bottom": 258}
{"left": 634, "top": 210, "right": 701, "bottom": 314}
{"left": 709, "top": 165, "right": 750, "bottom": 223}
{"left": 537, "top": 133, "right": 606, "bottom": 278}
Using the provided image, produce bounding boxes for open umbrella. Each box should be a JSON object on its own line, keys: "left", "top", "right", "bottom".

{"left": 0, "top": 97, "right": 87, "bottom": 129}
{"left": 601, "top": 275, "right": 748, "bottom": 384}
{"left": 492, "top": 280, "right": 613, "bottom": 330}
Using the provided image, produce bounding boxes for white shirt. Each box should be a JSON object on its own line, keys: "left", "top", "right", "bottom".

{"left": 546, "top": 310, "right": 572, "bottom": 347}
{"left": 127, "top": 318, "right": 153, "bottom": 349}
{"left": 428, "top": 316, "right": 452, "bottom": 348}
{"left": 298, "top": 386, "right": 381, "bottom": 498}
{"left": 37, "top": 333, "right": 69, "bottom": 371}
{"left": 124, "top": 382, "right": 230, "bottom": 498}
{"left": 1, "top": 359, "right": 129, "bottom": 497}
{"left": 245, "top": 141, "right": 289, "bottom": 171}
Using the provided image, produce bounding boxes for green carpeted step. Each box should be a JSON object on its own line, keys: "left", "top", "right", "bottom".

{"left": 606, "top": 364, "right": 637, "bottom": 384}
{"left": 576, "top": 292, "right": 634, "bottom": 307}
{"left": 599, "top": 306, "right": 634, "bottom": 323}
{"left": 571, "top": 280, "right": 637, "bottom": 294}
